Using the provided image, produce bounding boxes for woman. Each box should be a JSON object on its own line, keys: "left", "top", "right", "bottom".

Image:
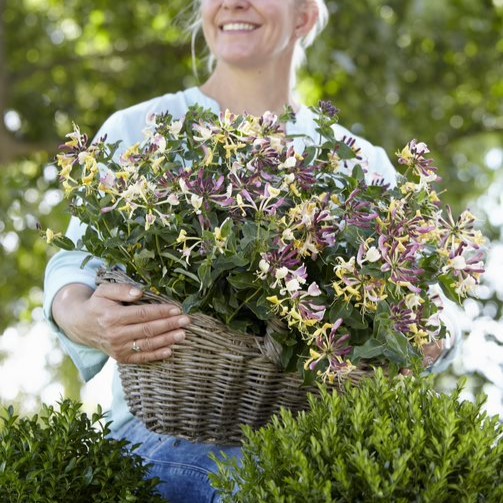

{"left": 44, "top": 1, "right": 419, "bottom": 501}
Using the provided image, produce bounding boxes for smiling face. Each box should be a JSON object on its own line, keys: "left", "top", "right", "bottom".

{"left": 200, "top": 0, "right": 312, "bottom": 70}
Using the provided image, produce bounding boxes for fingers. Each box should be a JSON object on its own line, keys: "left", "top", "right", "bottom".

{"left": 121, "top": 330, "right": 187, "bottom": 364}
{"left": 106, "top": 310, "right": 191, "bottom": 364}
{"left": 115, "top": 301, "right": 184, "bottom": 326}
{"left": 122, "top": 314, "right": 190, "bottom": 344}
{"left": 94, "top": 282, "right": 145, "bottom": 303}
{"left": 85, "top": 284, "right": 193, "bottom": 364}
{"left": 103, "top": 317, "right": 190, "bottom": 362}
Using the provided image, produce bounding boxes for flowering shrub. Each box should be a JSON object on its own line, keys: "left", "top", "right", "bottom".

{"left": 45, "top": 103, "right": 485, "bottom": 382}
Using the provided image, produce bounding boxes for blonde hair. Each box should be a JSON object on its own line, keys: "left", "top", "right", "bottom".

{"left": 188, "top": 0, "right": 329, "bottom": 86}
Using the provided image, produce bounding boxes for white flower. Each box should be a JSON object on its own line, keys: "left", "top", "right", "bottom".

{"left": 169, "top": 120, "right": 183, "bottom": 136}
{"left": 190, "top": 194, "right": 203, "bottom": 212}
{"left": 365, "top": 246, "right": 381, "bottom": 263}
{"left": 405, "top": 293, "right": 423, "bottom": 310}
{"left": 264, "top": 184, "right": 281, "bottom": 198}
{"left": 179, "top": 179, "right": 189, "bottom": 193}
{"left": 282, "top": 228, "right": 295, "bottom": 241}
{"left": 283, "top": 173, "right": 295, "bottom": 185}
{"left": 145, "top": 213, "right": 156, "bottom": 231}
{"left": 269, "top": 136, "right": 284, "bottom": 153}
{"left": 455, "top": 276, "right": 477, "bottom": 296}
{"left": 450, "top": 255, "right": 467, "bottom": 270}
{"left": 192, "top": 124, "right": 213, "bottom": 142}
{"left": 77, "top": 151, "right": 90, "bottom": 164}
{"left": 259, "top": 259, "right": 270, "bottom": 274}
{"left": 152, "top": 134, "right": 166, "bottom": 153}
{"left": 146, "top": 112, "right": 157, "bottom": 126}
{"left": 415, "top": 141, "right": 429, "bottom": 154}
{"left": 280, "top": 156, "right": 297, "bottom": 169}
{"left": 176, "top": 229, "right": 187, "bottom": 243}
{"left": 307, "top": 282, "right": 322, "bottom": 296}
{"left": 285, "top": 278, "right": 301, "bottom": 293}
{"left": 167, "top": 193, "right": 180, "bottom": 205}
{"left": 275, "top": 267, "right": 289, "bottom": 280}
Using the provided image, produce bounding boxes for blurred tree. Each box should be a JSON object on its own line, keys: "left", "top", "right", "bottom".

{"left": 0, "top": 0, "right": 502, "bottom": 402}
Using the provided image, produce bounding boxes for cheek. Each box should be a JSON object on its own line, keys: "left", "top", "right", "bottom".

{"left": 200, "top": 5, "right": 217, "bottom": 41}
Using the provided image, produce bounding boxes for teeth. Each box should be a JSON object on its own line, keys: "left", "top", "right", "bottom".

{"left": 221, "top": 23, "right": 256, "bottom": 32}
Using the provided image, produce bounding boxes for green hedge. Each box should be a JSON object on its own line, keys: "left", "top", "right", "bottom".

{"left": 0, "top": 399, "right": 164, "bottom": 502}
{"left": 211, "top": 370, "right": 503, "bottom": 502}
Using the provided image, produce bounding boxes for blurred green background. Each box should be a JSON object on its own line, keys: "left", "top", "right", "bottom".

{"left": 0, "top": 0, "right": 502, "bottom": 414}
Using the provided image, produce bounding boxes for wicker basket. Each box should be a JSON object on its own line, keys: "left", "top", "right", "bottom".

{"left": 97, "top": 268, "right": 371, "bottom": 444}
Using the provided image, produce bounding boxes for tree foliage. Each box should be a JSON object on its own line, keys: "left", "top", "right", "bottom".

{"left": 0, "top": 0, "right": 501, "bottom": 396}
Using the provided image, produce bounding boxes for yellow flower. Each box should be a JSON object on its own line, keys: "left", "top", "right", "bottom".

{"left": 121, "top": 144, "right": 140, "bottom": 164}
{"left": 45, "top": 228, "right": 63, "bottom": 244}
{"left": 45, "top": 228, "right": 55, "bottom": 244}
{"left": 409, "top": 323, "right": 429, "bottom": 348}
{"left": 176, "top": 229, "right": 188, "bottom": 243}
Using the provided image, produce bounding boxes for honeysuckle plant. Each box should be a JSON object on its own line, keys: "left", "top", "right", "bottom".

{"left": 43, "top": 103, "right": 485, "bottom": 383}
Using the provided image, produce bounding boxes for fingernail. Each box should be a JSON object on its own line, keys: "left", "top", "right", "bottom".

{"left": 178, "top": 316, "right": 190, "bottom": 327}
{"left": 168, "top": 307, "right": 182, "bottom": 316}
{"left": 129, "top": 287, "right": 142, "bottom": 297}
{"left": 173, "top": 332, "right": 185, "bottom": 343}
{"left": 163, "top": 349, "right": 172, "bottom": 358}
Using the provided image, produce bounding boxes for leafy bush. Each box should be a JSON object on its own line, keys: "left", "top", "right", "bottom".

{"left": 0, "top": 399, "right": 164, "bottom": 502}
{"left": 211, "top": 370, "right": 503, "bottom": 502}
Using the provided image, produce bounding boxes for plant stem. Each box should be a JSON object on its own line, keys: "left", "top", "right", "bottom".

{"left": 227, "top": 288, "right": 261, "bottom": 324}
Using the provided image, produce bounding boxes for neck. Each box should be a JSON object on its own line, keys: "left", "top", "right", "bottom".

{"left": 200, "top": 63, "right": 299, "bottom": 116}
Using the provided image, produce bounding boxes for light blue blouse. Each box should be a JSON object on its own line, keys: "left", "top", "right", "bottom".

{"left": 43, "top": 87, "right": 399, "bottom": 431}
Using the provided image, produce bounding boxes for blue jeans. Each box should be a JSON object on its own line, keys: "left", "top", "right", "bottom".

{"left": 112, "top": 418, "right": 242, "bottom": 503}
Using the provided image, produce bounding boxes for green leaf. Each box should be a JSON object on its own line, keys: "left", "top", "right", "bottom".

{"left": 198, "top": 260, "right": 213, "bottom": 288}
{"left": 352, "top": 338, "right": 385, "bottom": 360}
{"left": 182, "top": 293, "right": 202, "bottom": 313}
{"left": 351, "top": 163, "right": 365, "bottom": 181}
{"left": 79, "top": 254, "right": 95, "bottom": 269}
{"left": 329, "top": 300, "right": 354, "bottom": 321}
{"left": 211, "top": 293, "right": 233, "bottom": 316}
{"left": 438, "top": 274, "right": 461, "bottom": 303}
{"left": 212, "top": 254, "right": 249, "bottom": 277}
{"left": 344, "top": 312, "right": 369, "bottom": 330}
{"left": 382, "top": 329, "right": 415, "bottom": 366}
{"left": 228, "top": 272, "right": 256, "bottom": 290}
{"left": 173, "top": 267, "right": 200, "bottom": 284}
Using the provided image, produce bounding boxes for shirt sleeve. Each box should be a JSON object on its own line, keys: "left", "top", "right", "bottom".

{"left": 43, "top": 112, "right": 127, "bottom": 382}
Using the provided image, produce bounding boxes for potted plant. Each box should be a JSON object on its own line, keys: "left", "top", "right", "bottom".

{"left": 42, "top": 103, "right": 485, "bottom": 442}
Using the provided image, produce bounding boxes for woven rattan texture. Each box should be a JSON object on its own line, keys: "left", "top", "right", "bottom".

{"left": 98, "top": 268, "right": 368, "bottom": 444}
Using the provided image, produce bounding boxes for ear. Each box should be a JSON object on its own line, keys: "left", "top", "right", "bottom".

{"left": 294, "top": 0, "right": 319, "bottom": 40}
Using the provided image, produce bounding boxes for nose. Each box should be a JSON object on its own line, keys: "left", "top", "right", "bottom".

{"left": 221, "top": 0, "right": 250, "bottom": 9}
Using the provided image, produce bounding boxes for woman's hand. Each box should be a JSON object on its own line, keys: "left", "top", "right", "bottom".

{"left": 52, "top": 282, "right": 190, "bottom": 363}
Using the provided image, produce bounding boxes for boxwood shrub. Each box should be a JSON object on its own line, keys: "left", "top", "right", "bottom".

{"left": 211, "top": 370, "right": 503, "bottom": 502}
{"left": 0, "top": 399, "right": 164, "bottom": 502}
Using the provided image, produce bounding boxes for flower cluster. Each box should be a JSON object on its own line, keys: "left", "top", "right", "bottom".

{"left": 46, "top": 104, "right": 485, "bottom": 383}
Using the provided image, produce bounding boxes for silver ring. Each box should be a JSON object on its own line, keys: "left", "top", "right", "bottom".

{"left": 131, "top": 340, "right": 142, "bottom": 353}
